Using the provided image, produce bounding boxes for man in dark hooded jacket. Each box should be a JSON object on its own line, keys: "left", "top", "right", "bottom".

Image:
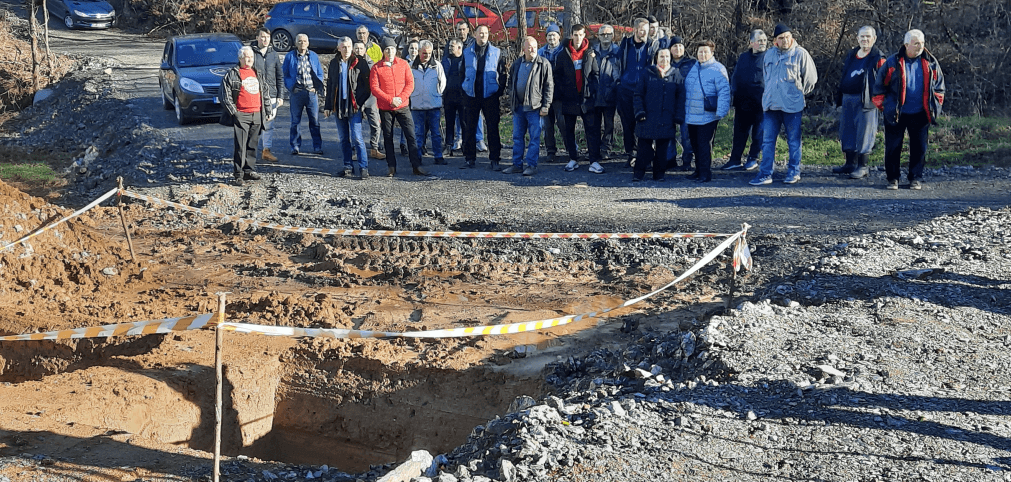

{"left": 555, "top": 24, "right": 603, "bottom": 174}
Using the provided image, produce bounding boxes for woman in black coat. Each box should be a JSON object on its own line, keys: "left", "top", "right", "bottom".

{"left": 632, "top": 48, "right": 686, "bottom": 182}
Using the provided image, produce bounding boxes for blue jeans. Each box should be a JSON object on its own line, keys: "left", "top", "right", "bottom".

{"left": 334, "top": 111, "right": 368, "bottom": 170}
{"left": 412, "top": 109, "right": 444, "bottom": 160}
{"left": 757, "top": 110, "right": 803, "bottom": 178}
{"left": 289, "top": 89, "right": 322, "bottom": 152}
{"left": 512, "top": 109, "right": 542, "bottom": 167}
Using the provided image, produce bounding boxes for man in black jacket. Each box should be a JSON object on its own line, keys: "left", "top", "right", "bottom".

{"left": 251, "top": 27, "right": 284, "bottom": 163}
{"left": 721, "top": 29, "right": 767, "bottom": 171}
{"left": 324, "top": 37, "right": 372, "bottom": 179}
{"left": 555, "top": 24, "right": 603, "bottom": 174}
{"left": 441, "top": 38, "right": 465, "bottom": 156}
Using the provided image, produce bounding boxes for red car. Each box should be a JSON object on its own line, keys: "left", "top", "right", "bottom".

{"left": 490, "top": 7, "right": 631, "bottom": 43}
{"left": 436, "top": 2, "right": 502, "bottom": 29}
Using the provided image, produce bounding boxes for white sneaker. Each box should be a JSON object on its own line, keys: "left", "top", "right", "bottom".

{"left": 564, "top": 160, "right": 579, "bottom": 172}
{"left": 477, "top": 140, "right": 488, "bottom": 152}
{"left": 588, "top": 162, "right": 604, "bottom": 174}
{"left": 452, "top": 139, "right": 462, "bottom": 150}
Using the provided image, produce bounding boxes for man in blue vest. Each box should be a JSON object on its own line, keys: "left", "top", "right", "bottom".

{"left": 461, "top": 25, "right": 509, "bottom": 170}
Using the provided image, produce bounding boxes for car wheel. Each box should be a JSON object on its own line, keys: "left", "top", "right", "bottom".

{"left": 174, "top": 95, "right": 189, "bottom": 125}
{"left": 64, "top": 15, "right": 74, "bottom": 29}
{"left": 271, "top": 29, "right": 293, "bottom": 52}
{"left": 162, "top": 87, "right": 173, "bottom": 110}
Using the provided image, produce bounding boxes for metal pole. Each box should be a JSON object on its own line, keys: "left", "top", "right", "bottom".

{"left": 116, "top": 177, "right": 136, "bottom": 261}
{"left": 214, "top": 293, "right": 227, "bottom": 482}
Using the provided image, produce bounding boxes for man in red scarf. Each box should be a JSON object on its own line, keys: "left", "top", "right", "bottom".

{"left": 554, "top": 24, "right": 604, "bottom": 174}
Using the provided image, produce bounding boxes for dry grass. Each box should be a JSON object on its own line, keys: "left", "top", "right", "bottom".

{"left": 0, "top": 16, "right": 74, "bottom": 112}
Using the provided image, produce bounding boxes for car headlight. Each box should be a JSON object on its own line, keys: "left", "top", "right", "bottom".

{"left": 73, "top": 9, "right": 86, "bottom": 16}
{"left": 179, "top": 77, "right": 204, "bottom": 93}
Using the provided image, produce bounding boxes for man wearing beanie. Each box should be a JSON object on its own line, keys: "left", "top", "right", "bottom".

{"left": 749, "top": 23, "right": 817, "bottom": 186}
{"left": 538, "top": 23, "right": 565, "bottom": 161}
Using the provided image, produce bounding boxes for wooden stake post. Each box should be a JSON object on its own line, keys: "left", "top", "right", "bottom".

{"left": 115, "top": 177, "right": 137, "bottom": 261}
{"left": 214, "top": 293, "right": 227, "bottom": 482}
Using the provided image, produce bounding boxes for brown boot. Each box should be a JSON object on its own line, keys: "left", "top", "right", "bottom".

{"left": 370, "top": 148, "right": 386, "bottom": 160}
{"left": 262, "top": 148, "right": 278, "bottom": 162}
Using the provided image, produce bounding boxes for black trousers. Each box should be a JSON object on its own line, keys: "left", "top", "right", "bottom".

{"left": 562, "top": 110, "right": 602, "bottom": 162}
{"left": 729, "top": 105, "right": 763, "bottom": 163}
{"left": 616, "top": 87, "right": 638, "bottom": 155}
{"left": 542, "top": 104, "right": 564, "bottom": 156}
{"left": 380, "top": 108, "right": 421, "bottom": 169}
{"left": 884, "top": 111, "right": 929, "bottom": 182}
{"left": 634, "top": 137, "right": 669, "bottom": 180}
{"left": 443, "top": 99, "right": 464, "bottom": 150}
{"left": 597, "top": 105, "right": 617, "bottom": 155}
{"left": 463, "top": 95, "right": 501, "bottom": 163}
{"left": 689, "top": 120, "right": 720, "bottom": 180}
{"left": 233, "top": 111, "right": 262, "bottom": 174}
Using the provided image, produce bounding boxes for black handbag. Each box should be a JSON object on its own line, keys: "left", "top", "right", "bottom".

{"left": 698, "top": 64, "right": 718, "bottom": 112}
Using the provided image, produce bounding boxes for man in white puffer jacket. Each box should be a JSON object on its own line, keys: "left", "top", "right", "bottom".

{"left": 410, "top": 40, "right": 447, "bottom": 165}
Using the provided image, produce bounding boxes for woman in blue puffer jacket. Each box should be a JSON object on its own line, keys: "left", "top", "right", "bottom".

{"left": 684, "top": 40, "right": 731, "bottom": 183}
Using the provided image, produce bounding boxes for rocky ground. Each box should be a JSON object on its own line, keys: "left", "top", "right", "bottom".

{"left": 2, "top": 27, "right": 1011, "bottom": 482}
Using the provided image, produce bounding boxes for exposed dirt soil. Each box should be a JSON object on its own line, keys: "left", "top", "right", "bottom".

{"left": 0, "top": 178, "right": 725, "bottom": 480}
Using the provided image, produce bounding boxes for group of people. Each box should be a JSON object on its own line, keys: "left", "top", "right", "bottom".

{"left": 219, "top": 16, "right": 944, "bottom": 190}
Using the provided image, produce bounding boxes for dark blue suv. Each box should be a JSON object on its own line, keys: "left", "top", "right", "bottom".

{"left": 158, "top": 33, "right": 242, "bottom": 125}
{"left": 265, "top": 0, "right": 402, "bottom": 52}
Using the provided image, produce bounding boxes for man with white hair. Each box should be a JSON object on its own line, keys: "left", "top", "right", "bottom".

{"left": 324, "top": 37, "right": 372, "bottom": 179}
{"left": 221, "top": 46, "right": 273, "bottom": 185}
{"left": 833, "top": 26, "right": 885, "bottom": 179}
{"left": 411, "top": 40, "right": 447, "bottom": 165}
{"left": 722, "top": 29, "right": 767, "bottom": 171}
{"left": 282, "top": 33, "right": 325, "bottom": 155}
{"left": 594, "top": 24, "right": 621, "bottom": 160}
{"left": 873, "top": 29, "right": 945, "bottom": 190}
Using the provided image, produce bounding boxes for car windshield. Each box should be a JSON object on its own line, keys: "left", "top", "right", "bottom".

{"left": 176, "top": 41, "right": 242, "bottom": 67}
{"left": 340, "top": 3, "right": 371, "bottom": 19}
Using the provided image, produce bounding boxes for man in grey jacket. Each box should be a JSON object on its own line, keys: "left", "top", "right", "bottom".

{"left": 750, "top": 24, "right": 817, "bottom": 186}
{"left": 410, "top": 41, "right": 447, "bottom": 165}
{"left": 504, "top": 36, "right": 553, "bottom": 176}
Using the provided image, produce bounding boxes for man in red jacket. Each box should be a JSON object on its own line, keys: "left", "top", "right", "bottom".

{"left": 370, "top": 38, "right": 431, "bottom": 177}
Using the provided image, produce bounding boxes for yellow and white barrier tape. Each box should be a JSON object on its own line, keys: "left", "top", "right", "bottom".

{"left": 218, "top": 229, "right": 747, "bottom": 338}
{"left": 0, "top": 187, "right": 119, "bottom": 253}
{"left": 0, "top": 313, "right": 216, "bottom": 342}
{"left": 121, "top": 189, "right": 734, "bottom": 239}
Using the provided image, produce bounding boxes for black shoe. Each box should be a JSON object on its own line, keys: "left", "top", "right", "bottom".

{"left": 360, "top": 169, "right": 370, "bottom": 180}
{"left": 489, "top": 161, "right": 501, "bottom": 171}
{"left": 413, "top": 166, "right": 431, "bottom": 176}
{"left": 243, "top": 171, "right": 262, "bottom": 180}
{"left": 694, "top": 176, "right": 712, "bottom": 183}
{"left": 720, "top": 160, "right": 744, "bottom": 170}
{"left": 832, "top": 164, "right": 856, "bottom": 174}
{"left": 687, "top": 172, "right": 701, "bottom": 180}
{"left": 676, "top": 163, "right": 692, "bottom": 171}
{"left": 632, "top": 176, "right": 643, "bottom": 183}
{"left": 461, "top": 161, "right": 476, "bottom": 169}
{"left": 435, "top": 158, "right": 447, "bottom": 165}
{"left": 387, "top": 167, "right": 396, "bottom": 177}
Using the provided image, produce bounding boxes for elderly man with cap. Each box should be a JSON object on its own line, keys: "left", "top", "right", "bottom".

{"left": 369, "top": 37, "right": 430, "bottom": 177}
{"left": 538, "top": 23, "right": 565, "bottom": 161}
{"left": 749, "top": 23, "right": 817, "bottom": 186}
{"left": 721, "top": 29, "right": 767, "bottom": 171}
